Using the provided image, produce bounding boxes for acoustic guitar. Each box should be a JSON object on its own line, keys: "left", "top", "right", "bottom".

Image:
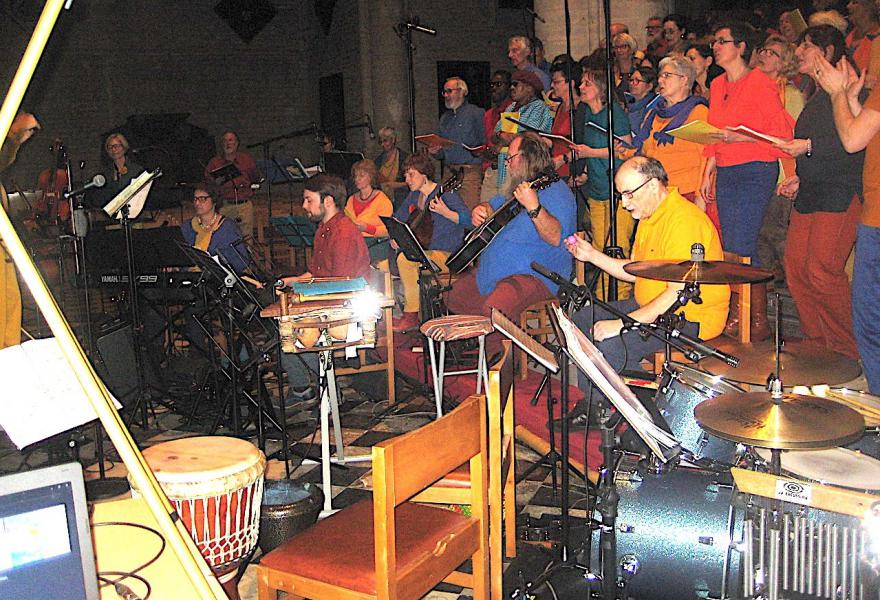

{"left": 406, "top": 170, "right": 463, "bottom": 248}
{"left": 446, "top": 171, "right": 559, "bottom": 274}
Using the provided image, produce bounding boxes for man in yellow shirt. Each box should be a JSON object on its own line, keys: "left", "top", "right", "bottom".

{"left": 566, "top": 156, "right": 729, "bottom": 422}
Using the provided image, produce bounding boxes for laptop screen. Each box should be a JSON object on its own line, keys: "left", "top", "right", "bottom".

{"left": 0, "top": 463, "right": 98, "bottom": 599}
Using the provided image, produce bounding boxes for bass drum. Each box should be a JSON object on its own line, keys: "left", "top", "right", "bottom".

{"left": 595, "top": 455, "right": 742, "bottom": 600}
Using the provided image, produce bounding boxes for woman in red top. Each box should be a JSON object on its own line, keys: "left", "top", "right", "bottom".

{"left": 699, "top": 22, "right": 794, "bottom": 265}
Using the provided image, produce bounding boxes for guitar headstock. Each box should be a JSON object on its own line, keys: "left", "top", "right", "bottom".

{"left": 439, "top": 170, "right": 463, "bottom": 196}
{"left": 529, "top": 171, "right": 560, "bottom": 191}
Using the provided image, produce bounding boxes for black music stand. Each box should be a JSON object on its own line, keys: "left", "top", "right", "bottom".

{"left": 208, "top": 161, "right": 241, "bottom": 185}
{"left": 175, "top": 242, "right": 284, "bottom": 446}
{"left": 321, "top": 151, "right": 364, "bottom": 179}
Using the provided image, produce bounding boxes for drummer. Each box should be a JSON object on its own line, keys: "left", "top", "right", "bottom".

{"left": 566, "top": 156, "right": 730, "bottom": 424}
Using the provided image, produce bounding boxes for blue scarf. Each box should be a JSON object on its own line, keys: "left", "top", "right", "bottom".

{"left": 634, "top": 95, "right": 709, "bottom": 151}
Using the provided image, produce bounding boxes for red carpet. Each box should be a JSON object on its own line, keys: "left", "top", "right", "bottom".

{"left": 393, "top": 333, "right": 605, "bottom": 470}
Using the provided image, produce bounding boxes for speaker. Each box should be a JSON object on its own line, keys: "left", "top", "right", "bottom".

{"left": 94, "top": 322, "right": 161, "bottom": 406}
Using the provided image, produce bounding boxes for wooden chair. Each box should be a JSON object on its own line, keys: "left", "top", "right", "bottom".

{"left": 413, "top": 341, "right": 516, "bottom": 599}
{"left": 517, "top": 232, "right": 587, "bottom": 379}
{"left": 256, "top": 394, "right": 490, "bottom": 600}
{"left": 335, "top": 269, "right": 396, "bottom": 402}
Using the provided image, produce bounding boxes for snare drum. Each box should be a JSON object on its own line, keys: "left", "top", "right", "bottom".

{"left": 755, "top": 447, "right": 880, "bottom": 492}
{"left": 131, "top": 436, "right": 266, "bottom": 596}
{"left": 595, "top": 455, "right": 743, "bottom": 600}
{"left": 655, "top": 363, "right": 743, "bottom": 464}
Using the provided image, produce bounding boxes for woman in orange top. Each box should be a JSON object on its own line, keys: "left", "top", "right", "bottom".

{"left": 699, "top": 22, "right": 794, "bottom": 265}
{"left": 344, "top": 159, "right": 393, "bottom": 238}
{"left": 634, "top": 55, "right": 722, "bottom": 236}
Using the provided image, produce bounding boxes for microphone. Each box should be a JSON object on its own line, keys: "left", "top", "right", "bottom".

{"left": 531, "top": 261, "right": 570, "bottom": 288}
{"left": 525, "top": 7, "right": 546, "bottom": 23}
{"left": 690, "top": 242, "right": 705, "bottom": 262}
{"left": 365, "top": 114, "right": 376, "bottom": 139}
{"left": 402, "top": 17, "right": 436, "bottom": 35}
{"left": 64, "top": 173, "right": 106, "bottom": 199}
{"left": 670, "top": 327, "right": 739, "bottom": 367}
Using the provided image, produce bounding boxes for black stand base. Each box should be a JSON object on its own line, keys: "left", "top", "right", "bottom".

{"left": 85, "top": 477, "right": 130, "bottom": 501}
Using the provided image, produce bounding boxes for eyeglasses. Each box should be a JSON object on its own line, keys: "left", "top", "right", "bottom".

{"left": 107, "top": 143, "right": 124, "bottom": 150}
{"left": 759, "top": 47, "right": 781, "bottom": 59}
{"left": 489, "top": 81, "right": 506, "bottom": 88}
{"left": 504, "top": 152, "right": 521, "bottom": 165}
{"left": 193, "top": 195, "right": 212, "bottom": 201}
{"left": 646, "top": 25, "right": 662, "bottom": 31}
{"left": 442, "top": 87, "right": 460, "bottom": 95}
{"left": 614, "top": 177, "right": 654, "bottom": 201}
{"left": 629, "top": 77, "right": 647, "bottom": 84}
{"left": 712, "top": 38, "right": 736, "bottom": 46}
{"left": 658, "top": 71, "right": 685, "bottom": 79}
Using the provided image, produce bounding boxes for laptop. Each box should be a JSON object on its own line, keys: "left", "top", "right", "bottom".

{"left": 0, "top": 463, "right": 99, "bottom": 599}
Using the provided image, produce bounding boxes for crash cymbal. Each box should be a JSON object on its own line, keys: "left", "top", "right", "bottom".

{"left": 623, "top": 259, "right": 773, "bottom": 284}
{"left": 700, "top": 339, "right": 862, "bottom": 386}
{"left": 694, "top": 391, "right": 864, "bottom": 449}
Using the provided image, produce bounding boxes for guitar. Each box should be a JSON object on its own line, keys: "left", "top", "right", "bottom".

{"left": 406, "top": 170, "right": 463, "bottom": 248}
{"left": 446, "top": 171, "right": 559, "bottom": 274}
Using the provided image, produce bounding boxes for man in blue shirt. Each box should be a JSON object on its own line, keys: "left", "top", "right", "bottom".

{"left": 446, "top": 132, "right": 576, "bottom": 355}
{"left": 508, "top": 35, "right": 551, "bottom": 91}
{"left": 428, "top": 76, "right": 485, "bottom": 209}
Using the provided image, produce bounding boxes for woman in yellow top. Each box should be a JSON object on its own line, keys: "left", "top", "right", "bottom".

{"left": 343, "top": 159, "right": 393, "bottom": 238}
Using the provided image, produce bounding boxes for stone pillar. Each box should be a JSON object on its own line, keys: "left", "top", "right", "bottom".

{"left": 535, "top": 0, "right": 673, "bottom": 60}
{"left": 359, "top": 0, "right": 409, "bottom": 149}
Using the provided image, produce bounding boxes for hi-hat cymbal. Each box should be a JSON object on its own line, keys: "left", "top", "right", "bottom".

{"left": 623, "top": 259, "right": 773, "bottom": 284}
{"left": 694, "top": 391, "right": 864, "bottom": 449}
{"left": 701, "top": 339, "right": 862, "bottom": 386}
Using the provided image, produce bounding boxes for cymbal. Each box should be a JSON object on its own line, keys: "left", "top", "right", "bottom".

{"left": 700, "top": 339, "right": 862, "bottom": 386}
{"left": 694, "top": 391, "right": 865, "bottom": 449}
{"left": 623, "top": 259, "right": 773, "bottom": 284}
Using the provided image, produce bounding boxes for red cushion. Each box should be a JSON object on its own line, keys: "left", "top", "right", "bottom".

{"left": 260, "top": 499, "right": 473, "bottom": 595}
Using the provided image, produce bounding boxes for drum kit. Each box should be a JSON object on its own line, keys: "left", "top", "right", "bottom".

{"left": 583, "top": 253, "right": 880, "bottom": 600}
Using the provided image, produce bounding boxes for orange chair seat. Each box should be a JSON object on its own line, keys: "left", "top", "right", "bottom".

{"left": 431, "top": 463, "right": 471, "bottom": 489}
{"left": 260, "top": 499, "right": 474, "bottom": 595}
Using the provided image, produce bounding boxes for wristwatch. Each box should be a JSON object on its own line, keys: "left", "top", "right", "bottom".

{"left": 527, "top": 204, "right": 543, "bottom": 219}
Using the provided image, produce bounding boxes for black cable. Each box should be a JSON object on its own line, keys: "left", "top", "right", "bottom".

{"left": 93, "top": 520, "right": 167, "bottom": 599}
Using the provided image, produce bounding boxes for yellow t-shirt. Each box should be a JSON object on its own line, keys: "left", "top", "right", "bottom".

{"left": 632, "top": 187, "right": 730, "bottom": 339}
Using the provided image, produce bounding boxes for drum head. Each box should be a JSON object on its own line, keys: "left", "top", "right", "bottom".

{"left": 136, "top": 436, "right": 266, "bottom": 498}
{"left": 670, "top": 363, "right": 744, "bottom": 398}
{"left": 756, "top": 447, "right": 880, "bottom": 490}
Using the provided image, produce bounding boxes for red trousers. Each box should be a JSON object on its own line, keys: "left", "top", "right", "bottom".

{"left": 446, "top": 272, "right": 554, "bottom": 355}
{"left": 784, "top": 196, "right": 861, "bottom": 359}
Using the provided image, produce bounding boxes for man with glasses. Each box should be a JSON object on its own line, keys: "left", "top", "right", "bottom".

{"left": 564, "top": 156, "right": 729, "bottom": 424}
{"left": 446, "top": 132, "right": 576, "bottom": 355}
{"left": 644, "top": 16, "right": 668, "bottom": 59}
{"left": 479, "top": 70, "right": 513, "bottom": 202}
{"left": 427, "top": 76, "right": 485, "bottom": 209}
{"left": 204, "top": 130, "right": 262, "bottom": 238}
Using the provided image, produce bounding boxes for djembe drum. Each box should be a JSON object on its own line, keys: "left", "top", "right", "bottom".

{"left": 130, "top": 436, "right": 266, "bottom": 599}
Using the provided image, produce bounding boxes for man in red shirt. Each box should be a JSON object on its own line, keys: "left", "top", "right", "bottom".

{"left": 280, "top": 174, "right": 370, "bottom": 404}
{"left": 479, "top": 69, "right": 513, "bottom": 202}
{"left": 204, "top": 129, "right": 261, "bottom": 238}
{"left": 282, "top": 174, "right": 370, "bottom": 283}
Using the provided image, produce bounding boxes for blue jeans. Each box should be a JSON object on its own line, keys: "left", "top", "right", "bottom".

{"left": 715, "top": 161, "right": 779, "bottom": 265}
{"left": 853, "top": 224, "right": 880, "bottom": 394}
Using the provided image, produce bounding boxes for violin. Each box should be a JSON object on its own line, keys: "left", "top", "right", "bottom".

{"left": 35, "top": 139, "right": 70, "bottom": 226}
{"left": 406, "top": 171, "right": 462, "bottom": 249}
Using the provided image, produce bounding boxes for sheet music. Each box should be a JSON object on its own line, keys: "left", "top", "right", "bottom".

{"left": 491, "top": 308, "right": 558, "bottom": 373}
{"left": 551, "top": 306, "right": 680, "bottom": 461}
{"left": 0, "top": 338, "right": 122, "bottom": 449}
{"left": 103, "top": 170, "right": 155, "bottom": 219}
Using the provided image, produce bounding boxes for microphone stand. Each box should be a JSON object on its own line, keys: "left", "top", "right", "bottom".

{"left": 601, "top": 0, "right": 623, "bottom": 303}
{"left": 247, "top": 123, "right": 318, "bottom": 264}
{"left": 395, "top": 19, "right": 436, "bottom": 154}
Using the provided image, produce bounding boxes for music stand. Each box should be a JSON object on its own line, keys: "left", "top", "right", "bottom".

{"left": 208, "top": 161, "right": 241, "bottom": 186}
{"left": 271, "top": 215, "right": 317, "bottom": 248}
{"left": 321, "top": 150, "right": 364, "bottom": 179}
